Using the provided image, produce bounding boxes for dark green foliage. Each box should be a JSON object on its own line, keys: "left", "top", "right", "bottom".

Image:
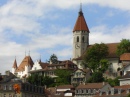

{"left": 116, "top": 39, "right": 130, "bottom": 56}
{"left": 27, "top": 74, "right": 54, "bottom": 87}
{"left": 83, "top": 43, "right": 109, "bottom": 73}
{"left": 41, "top": 76, "right": 54, "bottom": 87}
{"left": 49, "top": 54, "right": 58, "bottom": 64}
{"left": 105, "top": 77, "right": 120, "bottom": 87}
{"left": 54, "top": 69, "right": 72, "bottom": 85}
{"left": 82, "top": 43, "right": 109, "bottom": 83}
{"left": 87, "top": 72, "right": 104, "bottom": 83}
{"left": 127, "top": 93, "right": 130, "bottom": 97}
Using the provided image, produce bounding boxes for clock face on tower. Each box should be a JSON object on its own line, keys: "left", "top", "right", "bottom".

{"left": 75, "top": 43, "right": 80, "bottom": 49}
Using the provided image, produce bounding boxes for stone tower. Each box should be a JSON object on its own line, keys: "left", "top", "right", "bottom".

{"left": 73, "top": 5, "right": 90, "bottom": 59}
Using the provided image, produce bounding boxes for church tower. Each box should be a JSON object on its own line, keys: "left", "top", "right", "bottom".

{"left": 73, "top": 4, "right": 90, "bottom": 59}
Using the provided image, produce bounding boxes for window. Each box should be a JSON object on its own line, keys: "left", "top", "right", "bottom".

{"left": 9, "top": 85, "right": 12, "bottom": 90}
{"left": 77, "top": 36, "right": 79, "bottom": 42}
{"left": 4, "top": 85, "right": 6, "bottom": 90}
{"left": 82, "top": 36, "right": 84, "bottom": 42}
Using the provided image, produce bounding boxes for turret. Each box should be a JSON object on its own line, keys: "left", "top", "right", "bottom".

{"left": 12, "top": 58, "right": 18, "bottom": 74}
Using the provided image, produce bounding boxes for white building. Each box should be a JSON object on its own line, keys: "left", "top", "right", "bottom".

{"left": 12, "top": 55, "right": 34, "bottom": 78}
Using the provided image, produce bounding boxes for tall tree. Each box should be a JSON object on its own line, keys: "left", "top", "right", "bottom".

{"left": 49, "top": 54, "right": 58, "bottom": 64}
{"left": 27, "top": 74, "right": 54, "bottom": 87}
{"left": 82, "top": 43, "right": 109, "bottom": 82}
{"left": 54, "top": 69, "right": 72, "bottom": 85}
{"left": 116, "top": 39, "right": 130, "bottom": 56}
{"left": 82, "top": 43, "right": 109, "bottom": 73}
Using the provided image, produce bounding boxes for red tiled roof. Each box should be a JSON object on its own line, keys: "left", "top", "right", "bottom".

{"left": 16, "top": 56, "right": 34, "bottom": 72}
{"left": 114, "top": 85, "right": 130, "bottom": 89}
{"left": 57, "top": 85, "right": 74, "bottom": 89}
{"left": 76, "top": 83, "right": 106, "bottom": 89}
{"left": 73, "top": 43, "right": 119, "bottom": 60}
{"left": 73, "top": 10, "right": 89, "bottom": 32}
{"left": 12, "top": 59, "right": 17, "bottom": 68}
{"left": 120, "top": 53, "right": 130, "bottom": 60}
{"left": 40, "top": 62, "right": 49, "bottom": 69}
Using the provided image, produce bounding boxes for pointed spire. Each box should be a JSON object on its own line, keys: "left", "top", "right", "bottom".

{"left": 80, "top": 1, "right": 82, "bottom": 12}
{"left": 12, "top": 57, "right": 18, "bottom": 69}
{"left": 39, "top": 54, "right": 41, "bottom": 63}
{"left": 73, "top": 3, "right": 90, "bottom": 32}
{"left": 28, "top": 50, "right": 30, "bottom": 56}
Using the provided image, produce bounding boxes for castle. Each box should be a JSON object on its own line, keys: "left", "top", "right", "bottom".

{"left": 11, "top": 5, "right": 128, "bottom": 80}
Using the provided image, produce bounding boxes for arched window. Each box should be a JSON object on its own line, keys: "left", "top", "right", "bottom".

{"left": 82, "top": 36, "right": 84, "bottom": 42}
{"left": 77, "top": 36, "right": 79, "bottom": 42}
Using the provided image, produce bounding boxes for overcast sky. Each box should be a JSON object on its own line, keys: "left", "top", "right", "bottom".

{"left": 0, "top": 0, "right": 130, "bottom": 74}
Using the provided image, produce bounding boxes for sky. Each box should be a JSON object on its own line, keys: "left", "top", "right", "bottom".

{"left": 0, "top": 0, "right": 130, "bottom": 74}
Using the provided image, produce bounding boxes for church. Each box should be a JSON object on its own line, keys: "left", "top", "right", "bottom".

{"left": 11, "top": 5, "right": 130, "bottom": 80}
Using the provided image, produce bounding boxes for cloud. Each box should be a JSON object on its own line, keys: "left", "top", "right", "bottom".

{"left": 0, "top": 0, "right": 130, "bottom": 74}
{"left": 90, "top": 24, "right": 130, "bottom": 44}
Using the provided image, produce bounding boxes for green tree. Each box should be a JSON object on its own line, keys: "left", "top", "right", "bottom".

{"left": 105, "top": 77, "right": 120, "bottom": 87}
{"left": 49, "top": 54, "right": 58, "bottom": 64}
{"left": 82, "top": 43, "right": 109, "bottom": 73}
{"left": 127, "top": 93, "right": 130, "bottom": 97}
{"left": 41, "top": 76, "right": 54, "bottom": 87}
{"left": 54, "top": 69, "right": 72, "bottom": 85}
{"left": 27, "top": 74, "right": 54, "bottom": 87}
{"left": 116, "top": 39, "right": 130, "bottom": 56}
{"left": 82, "top": 43, "right": 109, "bottom": 83}
{"left": 87, "top": 72, "right": 104, "bottom": 83}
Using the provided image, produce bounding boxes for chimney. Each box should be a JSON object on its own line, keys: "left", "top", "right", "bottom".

{"left": 111, "top": 88, "right": 114, "bottom": 95}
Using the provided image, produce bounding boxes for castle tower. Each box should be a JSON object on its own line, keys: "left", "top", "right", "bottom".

{"left": 12, "top": 58, "right": 18, "bottom": 74}
{"left": 73, "top": 4, "right": 90, "bottom": 59}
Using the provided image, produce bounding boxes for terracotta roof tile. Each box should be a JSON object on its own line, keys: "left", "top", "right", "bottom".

{"left": 120, "top": 53, "right": 130, "bottom": 60}
{"left": 76, "top": 83, "right": 106, "bottom": 89}
{"left": 114, "top": 85, "right": 130, "bottom": 89}
{"left": 16, "top": 56, "right": 34, "bottom": 72}
{"left": 12, "top": 59, "right": 17, "bottom": 68}
{"left": 73, "top": 11, "right": 89, "bottom": 32}
{"left": 57, "top": 85, "right": 74, "bottom": 89}
{"left": 73, "top": 43, "right": 119, "bottom": 60}
{"left": 40, "top": 62, "right": 49, "bottom": 69}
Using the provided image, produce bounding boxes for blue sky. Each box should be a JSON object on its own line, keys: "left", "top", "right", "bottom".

{"left": 0, "top": 0, "right": 130, "bottom": 74}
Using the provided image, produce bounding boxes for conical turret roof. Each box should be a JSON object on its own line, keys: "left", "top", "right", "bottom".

{"left": 73, "top": 8, "right": 89, "bottom": 32}
{"left": 12, "top": 59, "right": 17, "bottom": 69}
